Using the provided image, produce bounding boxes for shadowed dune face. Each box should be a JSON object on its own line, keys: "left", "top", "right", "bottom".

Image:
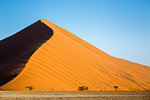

{"left": 0, "top": 20, "right": 53, "bottom": 86}
{"left": 0, "top": 19, "right": 150, "bottom": 91}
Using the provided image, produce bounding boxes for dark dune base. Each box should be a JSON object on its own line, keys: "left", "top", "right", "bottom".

{"left": 0, "top": 20, "right": 53, "bottom": 86}
{"left": 0, "top": 91, "right": 150, "bottom": 100}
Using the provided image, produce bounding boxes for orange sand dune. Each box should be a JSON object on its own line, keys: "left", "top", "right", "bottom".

{"left": 0, "top": 19, "right": 150, "bottom": 91}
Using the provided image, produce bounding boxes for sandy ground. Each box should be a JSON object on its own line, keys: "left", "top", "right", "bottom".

{"left": 2, "top": 19, "right": 150, "bottom": 91}
{"left": 0, "top": 91, "right": 150, "bottom": 100}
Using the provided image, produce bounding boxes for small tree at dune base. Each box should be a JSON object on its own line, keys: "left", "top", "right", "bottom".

{"left": 78, "top": 86, "right": 88, "bottom": 91}
{"left": 113, "top": 86, "right": 119, "bottom": 91}
{"left": 25, "top": 86, "right": 34, "bottom": 91}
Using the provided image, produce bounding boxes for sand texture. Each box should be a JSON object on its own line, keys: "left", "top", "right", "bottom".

{"left": 0, "top": 19, "right": 150, "bottom": 91}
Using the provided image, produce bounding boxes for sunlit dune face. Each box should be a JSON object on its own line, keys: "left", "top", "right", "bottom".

{"left": 0, "top": 19, "right": 150, "bottom": 91}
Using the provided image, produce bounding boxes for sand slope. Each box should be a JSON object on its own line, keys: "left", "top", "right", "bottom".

{"left": 0, "top": 20, "right": 53, "bottom": 86}
{"left": 0, "top": 19, "right": 150, "bottom": 91}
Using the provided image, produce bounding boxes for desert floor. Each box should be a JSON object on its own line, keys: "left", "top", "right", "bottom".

{"left": 0, "top": 91, "right": 150, "bottom": 100}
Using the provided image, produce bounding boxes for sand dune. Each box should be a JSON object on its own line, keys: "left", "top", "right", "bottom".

{"left": 0, "top": 20, "right": 53, "bottom": 86}
{"left": 0, "top": 19, "right": 150, "bottom": 91}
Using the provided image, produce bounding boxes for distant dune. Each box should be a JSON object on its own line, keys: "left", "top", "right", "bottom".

{"left": 0, "top": 19, "right": 150, "bottom": 91}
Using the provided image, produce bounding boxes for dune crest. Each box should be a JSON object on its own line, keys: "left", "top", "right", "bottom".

{"left": 0, "top": 19, "right": 150, "bottom": 91}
